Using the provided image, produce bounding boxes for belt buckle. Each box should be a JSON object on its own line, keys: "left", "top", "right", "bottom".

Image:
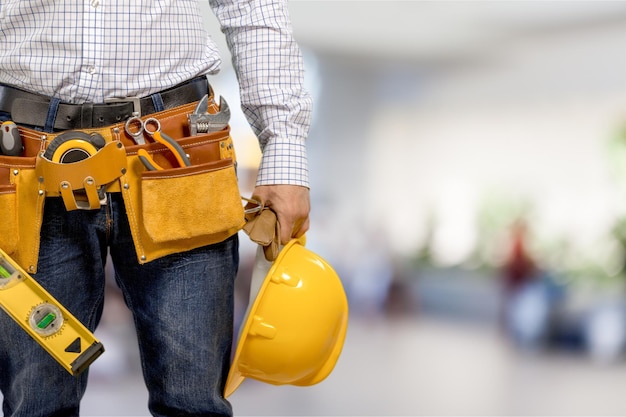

{"left": 104, "top": 97, "right": 141, "bottom": 117}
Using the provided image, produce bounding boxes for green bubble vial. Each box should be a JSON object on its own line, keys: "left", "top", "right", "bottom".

{"left": 37, "top": 312, "right": 57, "bottom": 329}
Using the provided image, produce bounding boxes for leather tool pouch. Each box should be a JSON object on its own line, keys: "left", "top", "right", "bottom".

{"left": 0, "top": 126, "right": 128, "bottom": 272}
{"left": 0, "top": 154, "right": 43, "bottom": 274}
{"left": 115, "top": 102, "right": 245, "bottom": 264}
{"left": 0, "top": 101, "right": 245, "bottom": 271}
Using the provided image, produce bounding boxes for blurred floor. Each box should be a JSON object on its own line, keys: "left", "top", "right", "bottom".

{"left": 76, "top": 311, "right": 626, "bottom": 416}
{"left": 3, "top": 264, "right": 626, "bottom": 416}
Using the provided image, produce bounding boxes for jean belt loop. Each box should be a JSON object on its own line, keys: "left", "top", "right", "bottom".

{"left": 44, "top": 97, "right": 61, "bottom": 133}
{"left": 151, "top": 93, "right": 165, "bottom": 113}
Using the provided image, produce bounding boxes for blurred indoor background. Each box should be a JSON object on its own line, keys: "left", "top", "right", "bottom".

{"left": 19, "top": 1, "right": 626, "bottom": 415}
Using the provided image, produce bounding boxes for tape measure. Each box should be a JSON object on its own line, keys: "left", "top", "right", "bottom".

{"left": 43, "top": 131, "right": 106, "bottom": 163}
{"left": 0, "top": 248, "right": 104, "bottom": 375}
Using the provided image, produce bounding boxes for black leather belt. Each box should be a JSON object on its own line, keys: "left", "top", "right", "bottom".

{"left": 0, "top": 76, "right": 209, "bottom": 130}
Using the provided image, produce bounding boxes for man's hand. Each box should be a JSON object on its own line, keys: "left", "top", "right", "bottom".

{"left": 252, "top": 184, "right": 310, "bottom": 244}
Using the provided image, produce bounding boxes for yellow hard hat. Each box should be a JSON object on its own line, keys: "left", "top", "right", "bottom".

{"left": 224, "top": 237, "right": 349, "bottom": 398}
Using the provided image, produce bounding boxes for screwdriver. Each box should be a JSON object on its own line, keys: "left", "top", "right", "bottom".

{"left": 1, "top": 121, "right": 23, "bottom": 156}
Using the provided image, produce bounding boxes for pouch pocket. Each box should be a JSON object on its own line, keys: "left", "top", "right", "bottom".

{"left": 141, "top": 159, "right": 244, "bottom": 243}
{"left": 0, "top": 155, "right": 45, "bottom": 272}
{"left": 121, "top": 151, "right": 245, "bottom": 264}
{"left": 0, "top": 184, "right": 18, "bottom": 254}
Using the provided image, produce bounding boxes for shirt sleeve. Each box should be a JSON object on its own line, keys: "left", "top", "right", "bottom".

{"left": 209, "top": 0, "right": 313, "bottom": 188}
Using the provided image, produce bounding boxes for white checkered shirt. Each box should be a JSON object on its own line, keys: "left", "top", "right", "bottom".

{"left": 0, "top": 0, "right": 311, "bottom": 187}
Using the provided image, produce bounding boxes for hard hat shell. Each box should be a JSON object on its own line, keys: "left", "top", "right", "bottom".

{"left": 224, "top": 238, "right": 349, "bottom": 398}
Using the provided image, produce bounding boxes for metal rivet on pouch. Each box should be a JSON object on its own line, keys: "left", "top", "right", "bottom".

{"left": 220, "top": 142, "right": 225, "bottom": 148}
{"left": 61, "top": 183, "right": 69, "bottom": 189}
{"left": 28, "top": 266, "right": 35, "bottom": 273}
{"left": 13, "top": 169, "right": 19, "bottom": 176}
{"left": 121, "top": 168, "right": 127, "bottom": 175}
{"left": 38, "top": 190, "right": 44, "bottom": 196}
{"left": 86, "top": 178, "right": 94, "bottom": 185}
{"left": 140, "top": 256, "right": 146, "bottom": 261}
{"left": 124, "top": 183, "right": 129, "bottom": 190}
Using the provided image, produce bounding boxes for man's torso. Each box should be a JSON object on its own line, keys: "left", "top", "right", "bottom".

{"left": 0, "top": 0, "right": 221, "bottom": 103}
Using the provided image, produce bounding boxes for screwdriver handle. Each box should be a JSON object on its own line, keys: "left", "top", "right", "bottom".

{"left": 1, "top": 121, "right": 23, "bottom": 156}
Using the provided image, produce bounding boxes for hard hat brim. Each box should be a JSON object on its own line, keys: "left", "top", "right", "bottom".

{"left": 224, "top": 238, "right": 348, "bottom": 398}
{"left": 224, "top": 241, "right": 292, "bottom": 398}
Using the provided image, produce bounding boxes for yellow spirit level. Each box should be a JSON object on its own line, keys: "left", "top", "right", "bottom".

{"left": 0, "top": 248, "right": 104, "bottom": 376}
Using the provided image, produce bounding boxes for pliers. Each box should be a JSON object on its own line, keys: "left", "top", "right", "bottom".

{"left": 128, "top": 116, "right": 191, "bottom": 170}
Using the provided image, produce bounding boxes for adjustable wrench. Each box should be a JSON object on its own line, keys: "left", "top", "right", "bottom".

{"left": 188, "top": 94, "right": 230, "bottom": 135}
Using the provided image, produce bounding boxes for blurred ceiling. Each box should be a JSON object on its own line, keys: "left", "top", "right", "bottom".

{"left": 288, "top": 1, "right": 626, "bottom": 62}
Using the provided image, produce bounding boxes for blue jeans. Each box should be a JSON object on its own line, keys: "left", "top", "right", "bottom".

{"left": 0, "top": 194, "right": 238, "bottom": 417}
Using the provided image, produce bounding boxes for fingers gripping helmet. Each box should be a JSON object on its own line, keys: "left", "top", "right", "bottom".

{"left": 224, "top": 237, "right": 349, "bottom": 397}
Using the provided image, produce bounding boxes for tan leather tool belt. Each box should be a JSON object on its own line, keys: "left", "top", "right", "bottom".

{"left": 0, "top": 100, "right": 245, "bottom": 273}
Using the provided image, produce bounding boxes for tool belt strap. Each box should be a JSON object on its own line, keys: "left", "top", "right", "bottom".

{"left": 0, "top": 76, "right": 209, "bottom": 130}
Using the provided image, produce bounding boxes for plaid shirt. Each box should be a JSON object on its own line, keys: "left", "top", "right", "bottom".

{"left": 0, "top": 0, "right": 311, "bottom": 186}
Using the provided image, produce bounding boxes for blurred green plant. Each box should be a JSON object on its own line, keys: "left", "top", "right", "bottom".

{"left": 410, "top": 186, "right": 626, "bottom": 293}
{"left": 607, "top": 124, "right": 626, "bottom": 188}
{"left": 469, "top": 188, "right": 534, "bottom": 270}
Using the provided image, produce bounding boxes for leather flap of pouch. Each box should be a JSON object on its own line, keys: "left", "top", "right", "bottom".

{"left": 36, "top": 141, "right": 127, "bottom": 193}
